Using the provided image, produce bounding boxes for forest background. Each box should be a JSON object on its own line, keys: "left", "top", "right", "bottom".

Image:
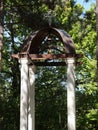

{"left": 0, "top": 0, "right": 98, "bottom": 130}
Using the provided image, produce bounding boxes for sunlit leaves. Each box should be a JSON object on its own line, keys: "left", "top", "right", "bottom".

{"left": 0, "top": 0, "right": 97, "bottom": 129}
{"left": 86, "top": 109, "right": 98, "bottom": 121}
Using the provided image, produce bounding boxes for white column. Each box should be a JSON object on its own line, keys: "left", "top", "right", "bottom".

{"left": 66, "top": 58, "right": 76, "bottom": 130}
{"left": 28, "top": 65, "right": 36, "bottom": 130}
{"left": 19, "top": 58, "right": 29, "bottom": 130}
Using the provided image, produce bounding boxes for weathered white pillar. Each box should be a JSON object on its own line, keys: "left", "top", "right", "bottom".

{"left": 66, "top": 58, "right": 76, "bottom": 130}
{"left": 28, "top": 65, "right": 36, "bottom": 130}
{"left": 19, "top": 58, "right": 29, "bottom": 130}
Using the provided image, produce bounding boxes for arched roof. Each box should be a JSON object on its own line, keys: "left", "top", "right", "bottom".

{"left": 20, "top": 27, "right": 75, "bottom": 54}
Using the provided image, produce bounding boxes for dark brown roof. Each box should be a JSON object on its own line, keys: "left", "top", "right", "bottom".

{"left": 20, "top": 27, "right": 75, "bottom": 54}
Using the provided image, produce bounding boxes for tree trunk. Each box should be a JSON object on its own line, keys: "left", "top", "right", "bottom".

{"left": 0, "top": 0, "right": 4, "bottom": 70}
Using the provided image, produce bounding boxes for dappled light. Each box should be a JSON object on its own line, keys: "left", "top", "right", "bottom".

{"left": 0, "top": 0, "right": 97, "bottom": 130}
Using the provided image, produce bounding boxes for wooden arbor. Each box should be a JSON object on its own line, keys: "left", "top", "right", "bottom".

{"left": 13, "top": 27, "right": 82, "bottom": 130}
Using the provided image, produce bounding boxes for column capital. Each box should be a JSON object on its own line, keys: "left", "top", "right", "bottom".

{"left": 19, "top": 58, "right": 29, "bottom": 64}
{"left": 66, "top": 57, "right": 75, "bottom": 64}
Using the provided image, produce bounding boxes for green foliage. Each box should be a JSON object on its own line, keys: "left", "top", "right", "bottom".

{"left": 35, "top": 67, "right": 67, "bottom": 130}
{"left": 0, "top": 0, "right": 97, "bottom": 129}
{"left": 86, "top": 109, "right": 98, "bottom": 121}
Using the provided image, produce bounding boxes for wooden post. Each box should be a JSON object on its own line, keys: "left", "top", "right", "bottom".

{"left": 66, "top": 58, "right": 76, "bottom": 130}
{"left": 28, "top": 65, "right": 36, "bottom": 130}
{"left": 19, "top": 58, "right": 29, "bottom": 130}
